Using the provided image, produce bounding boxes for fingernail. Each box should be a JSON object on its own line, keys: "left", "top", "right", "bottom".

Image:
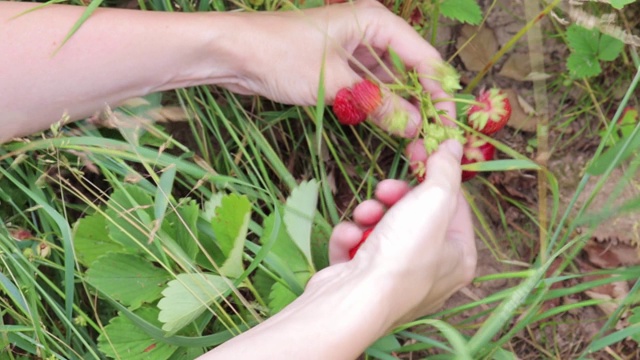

{"left": 442, "top": 139, "right": 463, "bottom": 160}
{"left": 406, "top": 112, "right": 421, "bottom": 137}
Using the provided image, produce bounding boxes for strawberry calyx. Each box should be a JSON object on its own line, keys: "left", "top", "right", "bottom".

{"left": 467, "top": 88, "right": 511, "bottom": 135}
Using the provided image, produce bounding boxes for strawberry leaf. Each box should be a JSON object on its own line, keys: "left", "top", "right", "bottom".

{"left": 610, "top": 0, "right": 635, "bottom": 9}
{"left": 598, "top": 33, "right": 624, "bottom": 62}
{"left": 98, "top": 307, "right": 179, "bottom": 360}
{"left": 283, "top": 180, "right": 318, "bottom": 268}
{"left": 440, "top": 0, "right": 482, "bottom": 25}
{"left": 87, "top": 253, "right": 170, "bottom": 310}
{"left": 157, "top": 273, "right": 234, "bottom": 336}
{"left": 211, "top": 194, "right": 251, "bottom": 278}
{"left": 73, "top": 212, "right": 126, "bottom": 266}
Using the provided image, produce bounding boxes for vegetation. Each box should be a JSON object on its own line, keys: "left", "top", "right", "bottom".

{"left": 1, "top": 0, "right": 639, "bottom": 359}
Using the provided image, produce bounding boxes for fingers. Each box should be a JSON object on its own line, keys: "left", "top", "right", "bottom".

{"left": 329, "top": 222, "right": 362, "bottom": 265}
{"left": 369, "top": 90, "right": 421, "bottom": 137}
{"left": 358, "top": 2, "right": 457, "bottom": 122}
{"left": 375, "top": 140, "right": 463, "bottom": 247}
{"left": 374, "top": 179, "right": 411, "bottom": 207}
{"left": 330, "top": 179, "right": 411, "bottom": 264}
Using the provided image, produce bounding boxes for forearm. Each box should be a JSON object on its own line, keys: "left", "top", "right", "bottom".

{"left": 0, "top": 3, "right": 245, "bottom": 142}
{"left": 201, "top": 265, "right": 394, "bottom": 359}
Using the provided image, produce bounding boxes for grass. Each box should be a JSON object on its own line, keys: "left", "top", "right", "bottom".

{"left": 1, "top": 0, "right": 640, "bottom": 359}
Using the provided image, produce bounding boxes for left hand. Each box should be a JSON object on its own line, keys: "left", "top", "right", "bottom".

{"left": 222, "top": 0, "right": 456, "bottom": 137}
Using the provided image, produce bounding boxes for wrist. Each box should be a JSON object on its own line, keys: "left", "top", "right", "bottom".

{"left": 152, "top": 11, "right": 250, "bottom": 92}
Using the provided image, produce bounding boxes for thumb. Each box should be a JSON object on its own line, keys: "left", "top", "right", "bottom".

{"left": 372, "top": 140, "right": 464, "bottom": 252}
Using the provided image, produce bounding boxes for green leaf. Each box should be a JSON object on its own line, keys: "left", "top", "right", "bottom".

{"left": 154, "top": 164, "right": 177, "bottom": 221}
{"left": 566, "top": 25, "right": 599, "bottom": 55}
{"left": 87, "top": 253, "right": 170, "bottom": 310}
{"left": 157, "top": 273, "right": 234, "bottom": 336}
{"left": 162, "top": 199, "right": 200, "bottom": 261}
{"left": 587, "top": 126, "right": 640, "bottom": 175}
{"left": 261, "top": 211, "right": 309, "bottom": 274}
{"left": 440, "top": 0, "right": 483, "bottom": 25}
{"left": 211, "top": 194, "right": 251, "bottom": 278}
{"left": 268, "top": 272, "right": 311, "bottom": 314}
{"left": 98, "top": 307, "right": 178, "bottom": 360}
{"left": 461, "top": 159, "right": 541, "bottom": 172}
{"left": 283, "top": 180, "right": 318, "bottom": 266}
{"left": 73, "top": 212, "right": 126, "bottom": 266}
{"left": 202, "top": 193, "right": 224, "bottom": 222}
{"left": 106, "top": 185, "right": 156, "bottom": 253}
{"left": 598, "top": 33, "right": 624, "bottom": 61}
{"left": 610, "top": 0, "right": 635, "bottom": 9}
{"left": 567, "top": 52, "right": 601, "bottom": 78}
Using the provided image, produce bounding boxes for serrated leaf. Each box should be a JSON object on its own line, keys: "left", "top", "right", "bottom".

{"left": 598, "top": 33, "right": 624, "bottom": 61}
{"left": 98, "top": 307, "right": 178, "bottom": 360}
{"left": 567, "top": 52, "right": 602, "bottom": 78}
{"left": 211, "top": 194, "right": 251, "bottom": 278}
{"left": 73, "top": 212, "right": 126, "bottom": 266}
{"left": 262, "top": 211, "right": 309, "bottom": 274}
{"left": 202, "top": 193, "right": 224, "bottom": 222}
{"left": 106, "top": 185, "right": 156, "bottom": 253}
{"left": 440, "top": 0, "right": 482, "bottom": 25}
{"left": 157, "top": 273, "right": 233, "bottom": 335}
{"left": 610, "top": 0, "right": 635, "bottom": 9}
{"left": 268, "top": 272, "right": 311, "bottom": 314}
{"left": 154, "top": 164, "right": 176, "bottom": 221}
{"left": 87, "top": 253, "right": 170, "bottom": 309}
{"left": 566, "top": 25, "right": 599, "bottom": 55}
{"left": 161, "top": 199, "right": 200, "bottom": 261}
{"left": 283, "top": 181, "right": 318, "bottom": 266}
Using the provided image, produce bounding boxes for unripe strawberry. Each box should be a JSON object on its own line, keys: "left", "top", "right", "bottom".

{"left": 467, "top": 88, "right": 511, "bottom": 135}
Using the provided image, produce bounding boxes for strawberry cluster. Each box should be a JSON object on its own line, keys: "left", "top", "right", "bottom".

{"left": 458, "top": 88, "right": 511, "bottom": 181}
{"left": 332, "top": 82, "right": 511, "bottom": 259}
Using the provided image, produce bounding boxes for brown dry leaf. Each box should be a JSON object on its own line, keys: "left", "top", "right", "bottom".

{"left": 499, "top": 53, "right": 532, "bottom": 81}
{"left": 551, "top": 154, "right": 640, "bottom": 253}
{"left": 504, "top": 89, "right": 540, "bottom": 132}
{"left": 456, "top": 25, "right": 499, "bottom": 72}
{"left": 578, "top": 260, "right": 630, "bottom": 329}
{"left": 584, "top": 239, "right": 640, "bottom": 268}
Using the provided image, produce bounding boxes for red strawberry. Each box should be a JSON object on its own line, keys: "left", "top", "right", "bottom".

{"left": 349, "top": 228, "right": 374, "bottom": 260}
{"left": 467, "top": 88, "right": 511, "bottom": 135}
{"left": 333, "top": 80, "right": 381, "bottom": 126}
{"left": 333, "top": 88, "right": 366, "bottom": 125}
{"left": 352, "top": 79, "right": 382, "bottom": 115}
{"left": 461, "top": 135, "right": 496, "bottom": 181}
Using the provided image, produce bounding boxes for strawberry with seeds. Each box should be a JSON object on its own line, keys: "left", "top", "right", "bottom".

{"left": 333, "top": 79, "right": 382, "bottom": 126}
{"left": 467, "top": 88, "right": 511, "bottom": 135}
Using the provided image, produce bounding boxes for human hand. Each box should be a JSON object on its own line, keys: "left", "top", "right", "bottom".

{"left": 325, "top": 140, "right": 476, "bottom": 326}
{"left": 221, "top": 0, "right": 455, "bottom": 137}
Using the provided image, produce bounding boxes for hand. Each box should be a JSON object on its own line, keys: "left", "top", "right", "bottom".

{"left": 223, "top": 0, "right": 456, "bottom": 137}
{"left": 324, "top": 140, "right": 477, "bottom": 326}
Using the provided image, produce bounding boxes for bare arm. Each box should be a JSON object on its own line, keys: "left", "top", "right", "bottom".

{"left": 1, "top": 1, "right": 455, "bottom": 144}
{"left": 0, "top": 2, "right": 246, "bottom": 142}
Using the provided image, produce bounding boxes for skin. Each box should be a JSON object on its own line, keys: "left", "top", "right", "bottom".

{"left": 1, "top": 2, "right": 477, "bottom": 359}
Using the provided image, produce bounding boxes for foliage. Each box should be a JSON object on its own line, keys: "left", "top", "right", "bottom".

{"left": 566, "top": 24, "right": 625, "bottom": 78}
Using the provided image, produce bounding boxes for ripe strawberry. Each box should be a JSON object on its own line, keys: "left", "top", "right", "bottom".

{"left": 467, "top": 88, "right": 511, "bottom": 135}
{"left": 349, "top": 228, "right": 374, "bottom": 260}
{"left": 333, "top": 80, "right": 381, "bottom": 126}
{"left": 333, "top": 88, "right": 366, "bottom": 125}
{"left": 461, "top": 135, "right": 496, "bottom": 182}
{"left": 352, "top": 79, "right": 382, "bottom": 115}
